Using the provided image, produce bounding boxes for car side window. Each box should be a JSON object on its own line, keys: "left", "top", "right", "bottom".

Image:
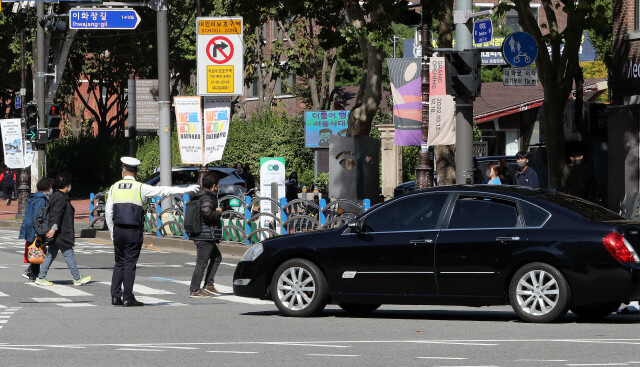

{"left": 520, "top": 201, "right": 550, "bottom": 227}
{"left": 362, "top": 194, "right": 448, "bottom": 233}
{"left": 448, "top": 196, "right": 519, "bottom": 229}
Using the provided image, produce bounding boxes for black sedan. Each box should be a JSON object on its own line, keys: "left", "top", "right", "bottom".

{"left": 233, "top": 185, "right": 640, "bottom": 323}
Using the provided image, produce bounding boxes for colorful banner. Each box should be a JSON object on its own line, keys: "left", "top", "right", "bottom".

{"left": 428, "top": 95, "right": 456, "bottom": 146}
{"left": 304, "top": 111, "right": 349, "bottom": 148}
{"left": 388, "top": 58, "right": 422, "bottom": 146}
{"left": 174, "top": 96, "right": 203, "bottom": 164}
{"left": 203, "top": 97, "right": 231, "bottom": 163}
{"left": 0, "top": 119, "right": 31, "bottom": 169}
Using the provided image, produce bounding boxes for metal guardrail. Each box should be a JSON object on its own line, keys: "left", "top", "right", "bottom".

{"left": 89, "top": 191, "right": 371, "bottom": 245}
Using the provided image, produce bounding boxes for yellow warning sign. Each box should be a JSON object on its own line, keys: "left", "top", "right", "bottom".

{"left": 206, "top": 65, "right": 234, "bottom": 93}
{"left": 198, "top": 20, "right": 242, "bottom": 35}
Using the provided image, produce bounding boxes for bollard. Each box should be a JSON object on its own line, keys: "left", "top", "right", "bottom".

{"left": 89, "top": 193, "right": 95, "bottom": 224}
{"left": 155, "top": 196, "right": 162, "bottom": 237}
{"left": 280, "top": 197, "right": 288, "bottom": 235}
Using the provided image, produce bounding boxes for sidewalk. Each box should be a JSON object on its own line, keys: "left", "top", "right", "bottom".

{"left": 0, "top": 198, "right": 248, "bottom": 258}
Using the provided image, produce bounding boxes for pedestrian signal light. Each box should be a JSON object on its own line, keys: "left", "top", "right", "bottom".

{"left": 444, "top": 49, "right": 482, "bottom": 98}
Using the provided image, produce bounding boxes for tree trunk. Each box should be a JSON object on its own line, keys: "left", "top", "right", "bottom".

{"left": 541, "top": 87, "right": 567, "bottom": 188}
{"left": 346, "top": 37, "right": 383, "bottom": 137}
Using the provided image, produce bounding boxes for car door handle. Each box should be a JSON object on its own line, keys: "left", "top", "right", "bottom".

{"left": 410, "top": 239, "right": 433, "bottom": 246}
{"left": 496, "top": 236, "right": 520, "bottom": 242}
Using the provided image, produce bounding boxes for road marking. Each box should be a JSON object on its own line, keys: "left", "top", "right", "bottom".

{"left": 206, "top": 351, "right": 259, "bottom": 354}
{"left": 0, "top": 346, "right": 45, "bottom": 351}
{"left": 97, "top": 281, "right": 174, "bottom": 295}
{"left": 135, "top": 296, "right": 185, "bottom": 306}
{"left": 418, "top": 357, "right": 469, "bottom": 360}
{"left": 27, "top": 283, "right": 93, "bottom": 297}
{"left": 517, "top": 359, "right": 568, "bottom": 362}
{"left": 32, "top": 298, "right": 72, "bottom": 303}
{"left": 306, "top": 354, "right": 360, "bottom": 357}
{"left": 115, "top": 348, "right": 164, "bottom": 352}
{"left": 266, "top": 342, "right": 349, "bottom": 348}
{"left": 221, "top": 262, "right": 237, "bottom": 267}
{"left": 0, "top": 320, "right": 7, "bottom": 323}
{"left": 566, "top": 364, "right": 629, "bottom": 366}
{"left": 137, "top": 345, "right": 199, "bottom": 350}
{"left": 149, "top": 278, "right": 273, "bottom": 305}
{"left": 57, "top": 303, "right": 96, "bottom": 307}
{"left": 137, "top": 262, "right": 183, "bottom": 268}
{"left": 0, "top": 266, "right": 8, "bottom": 269}
{"left": 0, "top": 291, "right": 8, "bottom": 297}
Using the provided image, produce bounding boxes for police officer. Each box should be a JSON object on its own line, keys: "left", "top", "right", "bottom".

{"left": 106, "top": 157, "right": 198, "bottom": 307}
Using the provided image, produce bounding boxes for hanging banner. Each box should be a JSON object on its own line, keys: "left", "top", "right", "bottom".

{"left": 387, "top": 58, "right": 422, "bottom": 146}
{"left": 430, "top": 57, "right": 447, "bottom": 96}
{"left": 174, "top": 96, "right": 204, "bottom": 164}
{"left": 0, "top": 119, "right": 28, "bottom": 169}
{"left": 428, "top": 95, "right": 456, "bottom": 146}
{"left": 203, "top": 97, "right": 231, "bottom": 163}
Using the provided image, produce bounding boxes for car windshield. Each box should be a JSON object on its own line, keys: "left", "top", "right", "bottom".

{"left": 543, "top": 193, "right": 624, "bottom": 222}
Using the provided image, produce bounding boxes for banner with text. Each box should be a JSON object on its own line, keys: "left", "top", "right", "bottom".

{"left": 203, "top": 97, "right": 231, "bottom": 163}
{"left": 427, "top": 57, "right": 456, "bottom": 146}
{"left": 0, "top": 119, "right": 33, "bottom": 169}
{"left": 387, "top": 58, "right": 422, "bottom": 146}
{"left": 175, "top": 96, "right": 204, "bottom": 164}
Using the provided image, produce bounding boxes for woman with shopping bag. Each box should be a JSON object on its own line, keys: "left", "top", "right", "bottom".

{"left": 18, "top": 177, "right": 54, "bottom": 281}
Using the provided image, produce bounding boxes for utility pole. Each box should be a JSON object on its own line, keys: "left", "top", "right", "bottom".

{"left": 157, "top": 0, "right": 171, "bottom": 187}
{"left": 34, "top": 2, "right": 46, "bottom": 182}
{"left": 196, "top": 1, "right": 207, "bottom": 185}
{"left": 454, "top": 0, "right": 474, "bottom": 184}
{"left": 415, "top": 0, "right": 434, "bottom": 190}
{"left": 17, "top": 7, "right": 29, "bottom": 218}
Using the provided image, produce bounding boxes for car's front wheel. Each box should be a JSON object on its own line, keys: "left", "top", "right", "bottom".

{"left": 570, "top": 302, "right": 621, "bottom": 320}
{"left": 271, "top": 259, "right": 328, "bottom": 317}
{"left": 509, "top": 262, "right": 571, "bottom": 323}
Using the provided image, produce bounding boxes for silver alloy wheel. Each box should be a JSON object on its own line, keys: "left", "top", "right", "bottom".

{"left": 515, "top": 270, "right": 560, "bottom": 316}
{"left": 276, "top": 266, "right": 316, "bottom": 311}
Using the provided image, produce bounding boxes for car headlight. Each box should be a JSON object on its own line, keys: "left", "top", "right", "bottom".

{"left": 241, "top": 243, "right": 263, "bottom": 262}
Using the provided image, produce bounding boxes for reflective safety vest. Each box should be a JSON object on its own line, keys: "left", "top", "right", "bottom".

{"left": 111, "top": 179, "right": 144, "bottom": 227}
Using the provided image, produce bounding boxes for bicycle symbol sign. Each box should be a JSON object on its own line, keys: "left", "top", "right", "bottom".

{"left": 502, "top": 32, "right": 538, "bottom": 68}
{"left": 206, "top": 36, "right": 234, "bottom": 64}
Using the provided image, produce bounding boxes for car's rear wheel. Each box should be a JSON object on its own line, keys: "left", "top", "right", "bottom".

{"left": 339, "top": 303, "right": 381, "bottom": 315}
{"left": 271, "top": 259, "right": 328, "bottom": 317}
{"left": 509, "top": 262, "right": 571, "bottom": 323}
{"left": 570, "top": 302, "right": 621, "bottom": 320}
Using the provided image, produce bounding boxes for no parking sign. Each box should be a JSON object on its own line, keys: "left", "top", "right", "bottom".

{"left": 197, "top": 17, "right": 244, "bottom": 96}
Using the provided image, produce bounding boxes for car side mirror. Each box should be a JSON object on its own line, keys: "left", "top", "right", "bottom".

{"left": 347, "top": 220, "right": 362, "bottom": 233}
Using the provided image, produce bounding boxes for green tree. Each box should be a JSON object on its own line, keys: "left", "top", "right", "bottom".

{"left": 496, "top": 0, "right": 608, "bottom": 187}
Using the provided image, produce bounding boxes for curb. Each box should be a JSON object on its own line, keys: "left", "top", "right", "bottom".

{"left": 0, "top": 220, "right": 250, "bottom": 259}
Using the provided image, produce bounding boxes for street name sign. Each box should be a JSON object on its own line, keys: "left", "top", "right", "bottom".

{"left": 502, "top": 32, "right": 537, "bottom": 68}
{"left": 196, "top": 17, "right": 244, "bottom": 96}
{"left": 503, "top": 68, "right": 538, "bottom": 86}
{"left": 473, "top": 19, "right": 493, "bottom": 44}
{"left": 69, "top": 8, "right": 141, "bottom": 30}
{"left": 15, "top": 95, "right": 22, "bottom": 110}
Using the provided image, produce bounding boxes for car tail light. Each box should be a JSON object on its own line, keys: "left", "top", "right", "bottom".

{"left": 602, "top": 232, "right": 640, "bottom": 263}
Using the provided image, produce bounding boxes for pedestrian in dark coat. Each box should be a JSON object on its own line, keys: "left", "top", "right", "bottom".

{"left": 35, "top": 172, "right": 92, "bottom": 286}
{"left": 0, "top": 167, "right": 17, "bottom": 205}
{"left": 560, "top": 149, "right": 596, "bottom": 202}
{"left": 189, "top": 171, "right": 223, "bottom": 298}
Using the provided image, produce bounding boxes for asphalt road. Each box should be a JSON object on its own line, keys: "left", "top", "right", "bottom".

{"left": 1, "top": 228, "right": 640, "bottom": 367}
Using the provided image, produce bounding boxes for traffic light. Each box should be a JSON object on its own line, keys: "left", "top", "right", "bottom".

{"left": 46, "top": 103, "right": 62, "bottom": 141}
{"left": 445, "top": 49, "right": 482, "bottom": 98}
{"left": 25, "top": 103, "right": 38, "bottom": 143}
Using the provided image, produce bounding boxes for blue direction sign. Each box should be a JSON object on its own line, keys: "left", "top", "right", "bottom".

{"left": 15, "top": 96, "right": 22, "bottom": 110}
{"left": 69, "top": 8, "right": 141, "bottom": 30}
{"left": 474, "top": 19, "right": 493, "bottom": 44}
{"left": 502, "top": 32, "right": 538, "bottom": 68}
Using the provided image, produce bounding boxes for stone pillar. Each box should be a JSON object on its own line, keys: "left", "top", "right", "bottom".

{"left": 378, "top": 124, "right": 402, "bottom": 200}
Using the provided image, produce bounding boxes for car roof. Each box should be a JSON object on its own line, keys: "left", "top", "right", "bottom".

{"left": 400, "top": 184, "right": 554, "bottom": 202}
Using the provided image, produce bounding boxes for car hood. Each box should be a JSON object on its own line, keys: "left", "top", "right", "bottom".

{"left": 262, "top": 227, "right": 342, "bottom": 247}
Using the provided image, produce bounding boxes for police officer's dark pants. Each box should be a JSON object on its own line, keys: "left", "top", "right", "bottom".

{"left": 111, "top": 239, "right": 142, "bottom": 302}
{"left": 189, "top": 240, "right": 221, "bottom": 292}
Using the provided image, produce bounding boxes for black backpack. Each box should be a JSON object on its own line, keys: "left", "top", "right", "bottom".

{"left": 33, "top": 205, "right": 50, "bottom": 237}
{"left": 183, "top": 195, "right": 202, "bottom": 238}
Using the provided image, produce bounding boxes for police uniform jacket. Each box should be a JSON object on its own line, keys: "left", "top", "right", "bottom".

{"left": 105, "top": 175, "right": 196, "bottom": 243}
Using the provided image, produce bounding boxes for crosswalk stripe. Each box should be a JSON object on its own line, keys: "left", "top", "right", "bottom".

{"left": 57, "top": 303, "right": 96, "bottom": 307}
{"left": 96, "top": 281, "right": 174, "bottom": 295}
{"left": 168, "top": 280, "right": 272, "bottom": 305}
{"left": 32, "top": 298, "right": 71, "bottom": 303}
{"left": 27, "top": 283, "right": 93, "bottom": 297}
{"left": 135, "top": 296, "right": 185, "bottom": 306}
{"left": 0, "top": 290, "right": 8, "bottom": 297}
